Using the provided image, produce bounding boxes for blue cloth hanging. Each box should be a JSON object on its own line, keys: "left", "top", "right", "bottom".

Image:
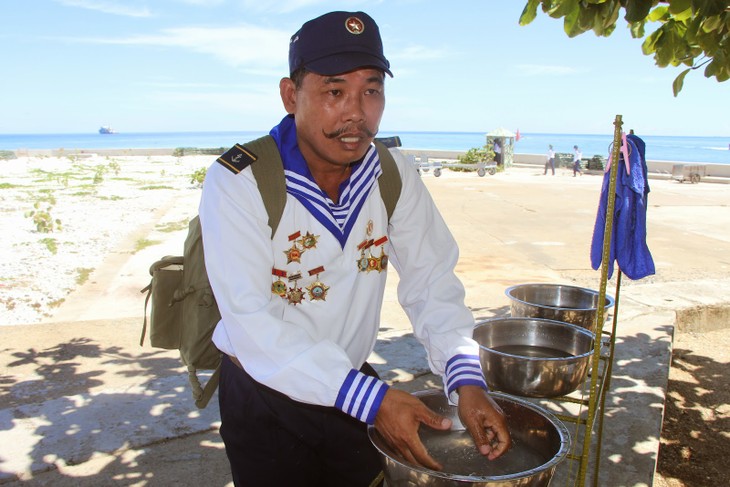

{"left": 590, "top": 134, "right": 656, "bottom": 280}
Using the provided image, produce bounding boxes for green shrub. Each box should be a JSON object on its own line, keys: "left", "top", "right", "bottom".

{"left": 587, "top": 155, "right": 606, "bottom": 171}
{"left": 25, "top": 201, "right": 62, "bottom": 233}
{"left": 458, "top": 144, "right": 493, "bottom": 164}
{"left": 0, "top": 150, "right": 17, "bottom": 160}
{"left": 190, "top": 167, "right": 207, "bottom": 187}
{"left": 174, "top": 147, "right": 226, "bottom": 157}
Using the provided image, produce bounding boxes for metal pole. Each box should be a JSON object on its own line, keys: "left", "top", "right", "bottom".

{"left": 592, "top": 271, "right": 622, "bottom": 486}
{"left": 576, "top": 115, "right": 623, "bottom": 485}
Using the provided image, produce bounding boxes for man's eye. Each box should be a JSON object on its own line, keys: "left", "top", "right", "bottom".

{"left": 328, "top": 90, "right": 341, "bottom": 96}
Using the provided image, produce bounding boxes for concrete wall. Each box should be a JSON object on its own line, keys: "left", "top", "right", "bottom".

{"left": 18, "top": 148, "right": 176, "bottom": 157}
{"left": 16, "top": 147, "right": 730, "bottom": 181}
{"left": 511, "top": 152, "right": 730, "bottom": 178}
{"left": 401, "top": 149, "right": 730, "bottom": 181}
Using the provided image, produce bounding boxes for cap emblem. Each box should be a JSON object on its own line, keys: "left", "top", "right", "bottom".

{"left": 345, "top": 16, "right": 364, "bottom": 35}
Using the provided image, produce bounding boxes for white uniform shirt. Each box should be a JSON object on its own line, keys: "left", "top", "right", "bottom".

{"left": 199, "top": 142, "right": 485, "bottom": 424}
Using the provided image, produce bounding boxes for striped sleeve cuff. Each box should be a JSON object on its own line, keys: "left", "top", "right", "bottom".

{"left": 445, "top": 354, "right": 488, "bottom": 396}
{"left": 335, "top": 369, "right": 389, "bottom": 425}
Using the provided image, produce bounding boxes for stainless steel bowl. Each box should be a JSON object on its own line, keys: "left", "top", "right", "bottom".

{"left": 505, "top": 283, "right": 614, "bottom": 333}
{"left": 473, "top": 317, "right": 595, "bottom": 398}
{"left": 368, "top": 390, "right": 570, "bottom": 486}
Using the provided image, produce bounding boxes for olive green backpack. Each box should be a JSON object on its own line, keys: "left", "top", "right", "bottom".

{"left": 140, "top": 135, "right": 402, "bottom": 408}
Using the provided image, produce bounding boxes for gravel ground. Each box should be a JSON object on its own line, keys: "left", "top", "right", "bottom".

{"left": 1, "top": 154, "right": 210, "bottom": 326}
{"left": 654, "top": 328, "right": 730, "bottom": 487}
{"left": 2, "top": 155, "right": 728, "bottom": 486}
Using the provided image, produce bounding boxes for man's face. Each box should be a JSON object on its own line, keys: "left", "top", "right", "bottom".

{"left": 280, "top": 68, "right": 385, "bottom": 168}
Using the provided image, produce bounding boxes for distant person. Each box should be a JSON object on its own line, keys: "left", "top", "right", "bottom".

{"left": 493, "top": 138, "right": 502, "bottom": 166}
{"left": 544, "top": 144, "right": 555, "bottom": 175}
{"left": 573, "top": 145, "right": 583, "bottom": 177}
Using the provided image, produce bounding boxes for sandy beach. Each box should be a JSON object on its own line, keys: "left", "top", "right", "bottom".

{"left": 1, "top": 152, "right": 729, "bottom": 485}
{"left": 1, "top": 153, "right": 212, "bottom": 326}
{"left": 2, "top": 152, "right": 728, "bottom": 327}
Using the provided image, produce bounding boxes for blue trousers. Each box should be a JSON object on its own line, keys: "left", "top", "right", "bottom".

{"left": 218, "top": 355, "right": 384, "bottom": 487}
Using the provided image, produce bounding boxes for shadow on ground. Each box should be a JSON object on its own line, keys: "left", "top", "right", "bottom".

{"left": 656, "top": 342, "right": 730, "bottom": 487}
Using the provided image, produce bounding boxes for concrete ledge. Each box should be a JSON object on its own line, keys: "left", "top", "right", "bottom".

{"left": 675, "top": 303, "right": 730, "bottom": 333}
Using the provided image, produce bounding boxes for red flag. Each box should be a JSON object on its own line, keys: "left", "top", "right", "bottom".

{"left": 515, "top": 129, "right": 521, "bottom": 142}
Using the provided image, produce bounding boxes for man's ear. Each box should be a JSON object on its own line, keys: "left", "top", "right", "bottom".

{"left": 279, "top": 77, "right": 296, "bottom": 114}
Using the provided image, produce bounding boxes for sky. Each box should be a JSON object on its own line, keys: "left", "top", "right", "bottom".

{"left": 1, "top": 0, "right": 728, "bottom": 137}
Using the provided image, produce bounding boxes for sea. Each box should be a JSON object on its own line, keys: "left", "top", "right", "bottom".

{"left": 1, "top": 131, "right": 728, "bottom": 165}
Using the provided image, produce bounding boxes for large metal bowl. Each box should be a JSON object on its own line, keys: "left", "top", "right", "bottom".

{"left": 368, "top": 390, "right": 570, "bottom": 486}
{"left": 505, "top": 283, "right": 614, "bottom": 333}
{"left": 473, "top": 317, "right": 595, "bottom": 398}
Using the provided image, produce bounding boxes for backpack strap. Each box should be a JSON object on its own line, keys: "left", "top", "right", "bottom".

{"left": 190, "top": 365, "right": 220, "bottom": 409}
{"left": 373, "top": 141, "right": 402, "bottom": 222}
{"left": 242, "top": 135, "right": 288, "bottom": 238}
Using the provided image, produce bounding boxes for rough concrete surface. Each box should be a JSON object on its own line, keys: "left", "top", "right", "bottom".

{"left": 1, "top": 164, "right": 728, "bottom": 486}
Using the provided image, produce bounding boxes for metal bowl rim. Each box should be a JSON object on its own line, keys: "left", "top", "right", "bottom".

{"left": 474, "top": 317, "right": 596, "bottom": 361}
{"left": 367, "top": 390, "right": 571, "bottom": 482}
{"left": 504, "top": 282, "right": 615, "bottom": 311}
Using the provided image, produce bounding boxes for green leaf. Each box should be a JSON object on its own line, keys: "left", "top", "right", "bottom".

{"left": 672, "top": 68, "right": 688, "bottom": 96}
{"left": 630, "top": 20, "right": 647, "bottom": 38}
{"left": 654, "top": 31, "right": 675, "bottom": 66}
{"left": 648, "top": 6, "right": 670, "bottom": 23}
{"left": 550, "top": 0, "right": 580, "bottom": 18}
{"left": 669, "top": 0, "right": 692, "bottom": 15}
{"left": 519, "top": 0, "right": 540, "bottom": 25}
{"left": 602, "top": 2, "right": 621, "bottom": 30}
{"left": 642, "top": 29, "right": 663, "bottom": 54}
{"left": 694, "top": 0, "right": 727, "bottom": 17}
{"left": 701, "top": 15, "right": 723, "bottom": 33}
{"left": 673, "top": 9, "right": 694, "bottom": 22}
{"left": 625, "top": 0, "right": 654, "bottom": 22}
{"left": 564, "top": 5, "right": 582, "bottom": 37}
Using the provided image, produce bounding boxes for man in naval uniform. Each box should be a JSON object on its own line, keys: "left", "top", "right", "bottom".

{"left": 198, "top": 10, "right": 510, "bottom": 486}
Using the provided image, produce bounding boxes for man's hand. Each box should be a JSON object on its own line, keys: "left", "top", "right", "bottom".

{"left": 373, "top": 388, "right": 452, "bottom": 470}
{"left": 457, "top": 385, "right": 511, "bottom": 460}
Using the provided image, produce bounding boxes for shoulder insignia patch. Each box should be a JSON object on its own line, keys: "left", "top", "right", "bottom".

{"left": 217, "top": 144, "right": 258, "bottom": 174}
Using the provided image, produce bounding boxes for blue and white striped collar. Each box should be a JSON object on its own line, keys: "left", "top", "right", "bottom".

{"left": 269, "top": 116, "right": 382, "bottom": 248}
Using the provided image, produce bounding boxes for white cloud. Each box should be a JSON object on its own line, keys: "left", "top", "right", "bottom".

{"left": 516, "top": 64, "right": 579, "bottom": 76}
{"left": 176, "top": 0, "right": 225, "bottom": 5}
{"left": 56, "top": 0, "right": 152, "bottom": 17}
{"left": 391, "top": 45, "right": 446, "bottom": 61}
{"left": 81, "top": 24, "right": 290, "bottom": 71}
{"left": 235, "top": 0, "right": 344, "bottom": 14}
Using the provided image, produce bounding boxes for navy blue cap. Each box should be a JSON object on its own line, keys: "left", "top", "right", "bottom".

{"left": 289, "top": 11, "right": 392, "bottom": 77}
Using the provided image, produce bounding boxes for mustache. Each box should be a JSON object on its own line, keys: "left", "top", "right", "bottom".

{"left": 323, "top": 124, "right": 377, "bottom": 139}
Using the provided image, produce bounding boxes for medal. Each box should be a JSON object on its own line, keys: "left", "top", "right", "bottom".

{"left": 271, "top": 268, "right": 288, "bottom": 297}
{"left": 373, "top": 236, "right": 389, "bottom": 273}
{"left": 287, "top": 286, "right": 304, "bottom": 305}
{"left": 357, "top": 255, "right": 369, "bottom": 272}
{"left": 379, "top": 248, "right": 389, "bottom": 271}
{"left": 284, "top": 244, "right": 303, "bottom": 264}
{"left": 299, "top": 231, "right": 319, "bottom": 250}
{"left": 287, "top": 271, "right": 304, "bottom": 305}
{"left": 305, "top": 266, "right": 329, "bottom": 301}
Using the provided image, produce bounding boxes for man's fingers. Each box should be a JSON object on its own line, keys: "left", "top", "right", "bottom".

{"left": 406, "top": 438, "right": 443, "bottom": 471}
{"left": 420, "top": 409, "right": 452, "bottom": 431}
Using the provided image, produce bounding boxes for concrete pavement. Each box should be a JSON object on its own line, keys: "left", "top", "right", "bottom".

{"left": 2, "top": 165, "right": 729, "bottom": 486}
